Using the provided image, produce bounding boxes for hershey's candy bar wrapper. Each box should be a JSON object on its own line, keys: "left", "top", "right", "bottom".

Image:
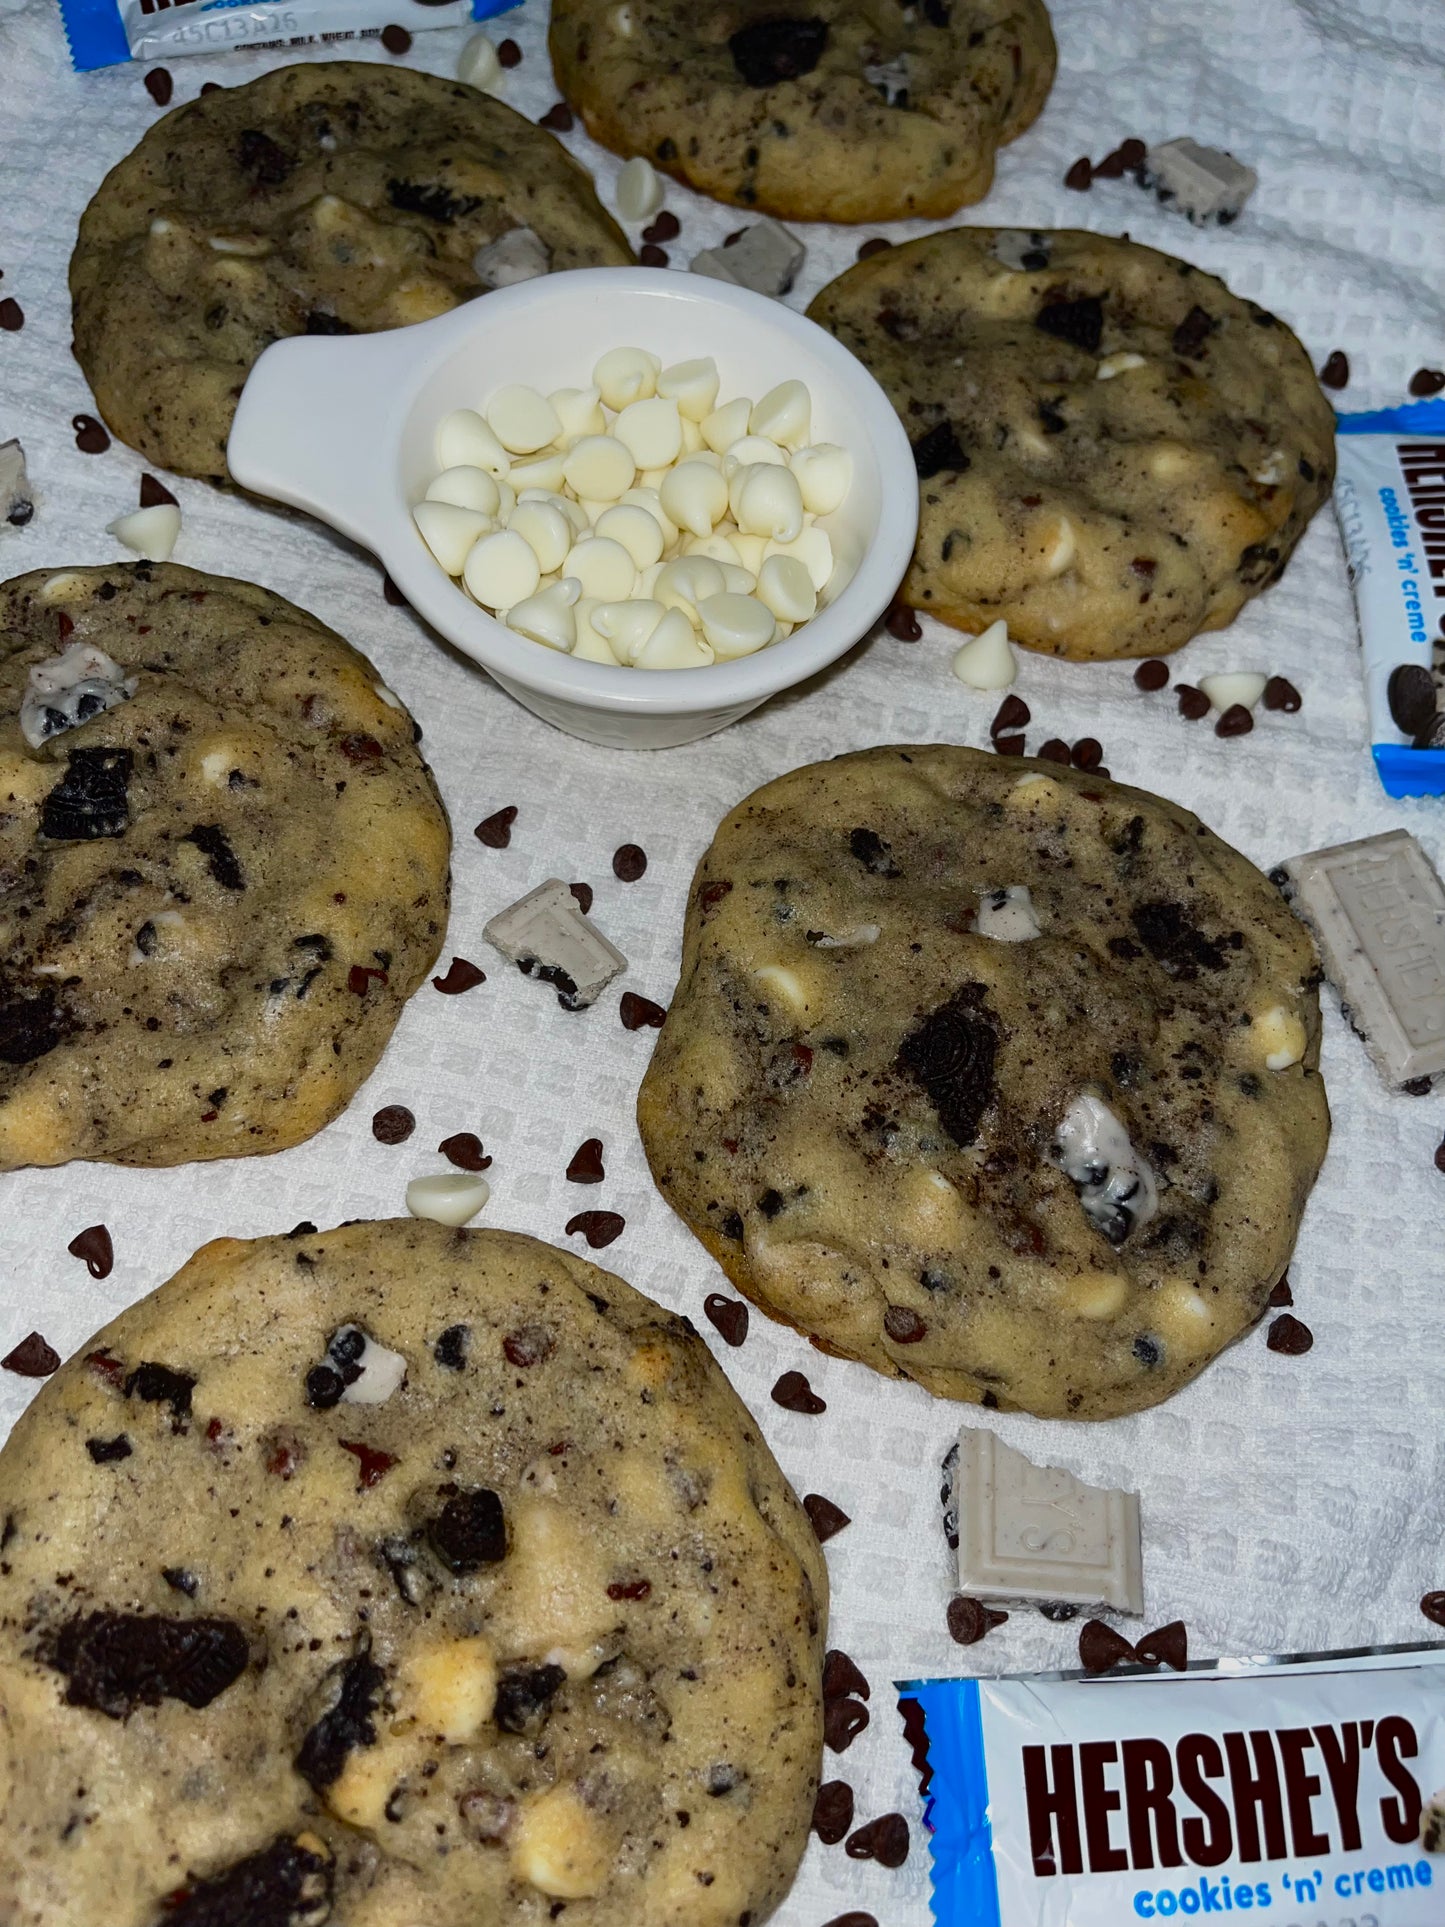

{"left": 58, "top": 0, "right": 520, "bottom": 73}
{"left": 1334, "top": 398, "right": 1445, "bottom": 797}
{"left": 900, "top": 1643, "right": 1445, "bottom": 1925}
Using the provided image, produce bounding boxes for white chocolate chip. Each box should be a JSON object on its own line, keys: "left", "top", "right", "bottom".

{"left": 563, "top": 536, "right": 637, "bottom": 601}
{"left": 1199, "top": 671, "right": 1267, "bottom": 712}
{"left": 634, "top": 608, "right": 715, "bottom": 669}
{"left": 701, "top": 396, "right": 752, "bottom": 454}
{"left": 684, "top": 530, "right": 743, "bottom": 568}
{"left": 1096, "top": 351, "right": 1147, "bottom": 380}
{"left": 523, "top": 490, "right": 589, "bottom": 536}
{"left": 406, "top": 1172, "right": 491, "bottom": 1226}
{"left": 507, "top": 500, "right": 572, "bottom": 574}
{"left": 572, "top": 600, "right": 621, "bottom": 664}
{"left": 951, "top": 619, "right": 1016, "bottom": 689}
{"left": 749, "top": 379, "right": 811, "bottom": 450}
{"left": 507, "top": 450, "right": 568, "bottom": 494}
{"left": 613, "top": 395, "right": 682, "bottom": 469}
{"left": 508, "top": 581, "right": 581, "bottom": 651}
{"left": 592, "top": 598, "right": 665, "bottom": 660}
{"left": 723, "top": 433, "right": 789, "bottom": 475}
{"left": 108, "top": 504, "right": 180, "bottom": 563}
{"left": 679, "top": 414, "right": 704, "bottom": 454}
{"left": 615, "top": 156, "right": 664, "bottom": 222}
{"left": 595, "top": 503, "right": 664, "bottom": 569}
{"left": 458, "top": 31, "right": 502, "bottom": 90}
{"left": 729, "top": 531, "right": 768, "bottom": 575}
{"left": 593, "top": 346, "right": 660, "bottom": 411}
{"left": 1255, "top": 1004, "right": 1307, "bottom": 1071}
{"left": 658, "top": 357, "right": 720, "bottom": 422}
{"left": 550, "top": 386, "right": 607, "bottom": 442}
{"left": 330, "top": 1325, "right": 409, "bottom": 1406}
{"left": 401, "top": 1636, "right": 496, "bottom": 1743}
{"left": 1042, "top": 516, "right": 1076, "bottom": 577}
{"left": 374, "top": 684, "right": 404, "bottom": 709}
{"left": 734, "top": 463, "right": 804, "bottom": 542}
{"left": 660, "top": 460, "right": 727, "bottom": 537}
{"left": 976, "top": 884, "right": 1041, "bottom": 941}
{"left": 485, "top": 385, "right": 563, "bottom": 456}
{"left": 751, "top": 963, "right": 811, "bottom": 1012}
{"left": 426, "top": 465, "right": 502, "bottom": 517}
{"left": 607, "top": 1, "right": 634, "bottom": 35}
{"left": 511, "top": 1785, "right": 610, "bottom": 1900}
{"left": 464, "top": 529, "right": 541, "bottom": 609}
{"left": 654, "top": 556, "right": 725, "bottom": 619}
{"left": 619, "top": 486, "right": 677, "bottom": 546}
{"left": 414, "top": 501, "right": 493, "bottom": 575}
{"left": 756, "top": 553, "right": 816, "bottom": 624}
{"left": 763, "top": 525, "right": 832, "bottom": 592}
{"left": 562, "top": 435, "right": 635, "bottom": 502}
{"left": 790, "top": 443, "right": 852, "bottom": 515}
{"left": 718, "top": 561, "right": 757, "bottom": 595}
{"left": 436, "top": 408, "right": 511, "bottom": 477}
{"left": 698, "top": 592, "right": 776, "bottom": 659}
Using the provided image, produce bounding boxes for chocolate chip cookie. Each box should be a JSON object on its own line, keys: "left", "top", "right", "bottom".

{"left": 806, "top": 229, "right": 1335, "bottom": 658}
{"left": 70, "top": 62, "right": 632, "bottom": 482}
{"left": 637, "top": 747, "right": 1329, "bottom": 1419}
{"left": 0, "top": 563, "right": 449, "bottom": 1170}
{"left": 549, "top": 0, "right": 1056, "bottom": 223}
{"left": 0, "top": 1220, "right": 825, "bottom": 1927}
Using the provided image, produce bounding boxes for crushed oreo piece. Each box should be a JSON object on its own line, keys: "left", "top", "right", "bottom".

{"left": 911, "top": 421, "right": 969, "bottom": 479}
{"left": 427, "top": 1488, "right": 507, "bottom": 1572}
{"left": 86, "top": 1434, "right": 132, "bottom": 1462}
{"left": 493, "top": 1661, "right": 566, "bottom": 1734}
{"left": 729, "top": 16, "right": 828, "bottom": 86}
{"left": 46, "top": 1611, "right": 249, "bottom": 1717}
{"left": 433, "top": 1323, "right": 469, "bottom": 1370}
{"left": 1388, "top": 663, "right": 1436, "bottom": 738}
{"left": 386, "top": 177, "right": 481, "bottom": 224}
{"left": 295, "top": 1646, "right": 385, "bottom": 1788}
{"left": 181, "top": 823, "right": 245, "bottom": 890}
{"left": 1035, "top": 295, "right": 1104, "bottom": 354}
{"left": 159, "top": 1834, "right": 333, "bottom": 1927}
{"left": 237, "top": 129, "right": 293, "bottom": 186}
{"left": 41, "top": 747, "right": 132, "bottom": 841}
{"left": 897, "top": 985, "right": 998, "bottom": 1146}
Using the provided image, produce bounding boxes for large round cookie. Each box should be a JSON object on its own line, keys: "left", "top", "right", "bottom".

{"left": 0, "top": 1221, "right": 825, "bottom": 1927}
{"left": 638, "top": 747, "right": 1329, "bottom": 1420}
{"left": 0, "top": 563, "right": 449, "bottom": 1169}
{"left": 549, "top": 0, "right": 1056, "bottom": 223}
{"left": 70, "top": 63, "right": 633, "bottom": 483}
{"left": 807, "top": 229, "right": 1335, "bottom": 659}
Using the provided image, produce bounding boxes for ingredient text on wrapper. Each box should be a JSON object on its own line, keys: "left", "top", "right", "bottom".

{"left": 57, "top": 0, "right": 520, "bottom": 73}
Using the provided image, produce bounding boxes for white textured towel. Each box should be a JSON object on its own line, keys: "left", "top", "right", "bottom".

{"left": 1, "top": 1, "right": 1444, "bottom": 1919}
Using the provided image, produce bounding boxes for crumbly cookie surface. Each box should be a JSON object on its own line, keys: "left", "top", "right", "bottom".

{"left": 0, "top": 1221, "right": 826, "bottom": 1927}
{"left": 70, "top": 62, "right": 632, "bottom": 481}
{"left": 638, "top": 747, "right": 1329, "bottom": 1419}
{"left": 0, "top": 563, "right": 449, "bottom": 1170}
{"left": 806, "top": 229, "right": 1335, "bottom": 659}
{"left": 549, "top": 0, "right": 1056, "bottom": 223}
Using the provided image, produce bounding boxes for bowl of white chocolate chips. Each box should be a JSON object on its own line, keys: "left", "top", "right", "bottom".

{"left": 228, "top": 268, "right": 917, "bottom": 747}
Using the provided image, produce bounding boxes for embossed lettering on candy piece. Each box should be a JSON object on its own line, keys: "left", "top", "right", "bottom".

{"left": 950, "top": 1427, "right": 1143, "bottom": 1613}
{"left": 1280, "top": 829, "right": 1445, "bottom": 1089}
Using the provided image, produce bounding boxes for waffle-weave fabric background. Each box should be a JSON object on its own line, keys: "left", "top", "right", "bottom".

{"left": 2, "top": 0, "right": 1444, "bottom": 1919}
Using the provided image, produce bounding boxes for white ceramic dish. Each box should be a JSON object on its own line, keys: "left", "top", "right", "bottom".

{"left": 227, "top": 268, "right": 918, "bottom": 749}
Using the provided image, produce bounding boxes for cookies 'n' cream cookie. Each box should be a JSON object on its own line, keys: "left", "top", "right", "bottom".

{"left": 549, "top": 0, "right": 1057, "bottom": 224}
{"left": 0, "top": 1222, "right": 826, "bottom": 1927}
{"left": 70, "top": 62, "right": 632, "bottom": 482}
{"left": 638, "top": 746, "right": 1329, "bottom": 1419}
{"left": 807, "top": 229, "right": 1335, "bottom": 659}
{"left": 0, "top": 564, "right": 450, "bottom": 1170}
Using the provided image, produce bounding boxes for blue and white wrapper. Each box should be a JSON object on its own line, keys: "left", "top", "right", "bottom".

{"left": 899, "top": 1643, "right": 1445, "bottom": 1926}
{"left": 58, "top": 0, "right": 520, "bottom": 73}
{"left": 1334, "top": 399, "right": 1445, "bottom": 798}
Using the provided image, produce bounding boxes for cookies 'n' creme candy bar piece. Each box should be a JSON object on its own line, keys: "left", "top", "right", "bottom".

{"left": 483, "top": 878, "right": 626, "bottom": 1010}
{"left": 690, "top": 220, "right": 806, "bottom": 299}
{"left": 1142, "top": 137, "right": 1257, "bottom": 226}
{"left": 944, "top": 1427, "right": 1143, "bottom": 1613}
{"left": 1280, "top": 829, "right": 1445, "bottom": 1089}
{"left": 1, "top": 438, "right": 31, "bottom": 526}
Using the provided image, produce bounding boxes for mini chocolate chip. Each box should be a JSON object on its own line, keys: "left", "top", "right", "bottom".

{"left": 1262, "top": 675, "right": 1301, "bottom": 712}
{"left": 911, "top": 420, "right": 969, "bottom": 477}
{"left": 1038, "top": 738, "right": 1071, "bottom": 763}
{"left": 772, "top": 1369, "right": 825, "bottom": 1414}
{"left": 1213, "top": 701, "right": 1253, "bottom": 739}
{"left": 305, "top": 1365, "right": 344, "bottom": 1410}
{"left": 380, "top": 23, "right": 411, "bottom": 51}
{"left": 1177, "top": 684, "right": 1210, "bottom": 720}
{"left": 643, "top": 210, "right": 681, "bottom": 243}
{"left": 1435, "top": 1137, "right": 1445, "bottom": 1175}
{"left": 1135, "top": 658, "right": 1170, "bottom": 691}
{"left": 296, "top": 1648, "right": 385, "bottom": 1788}
{"left": 1268, "top": 1273, "right": 1293, "bottom": 1307}
{"left": 803, "top": 1493, "right": 850, "bottom": 1541}
{"left": 73, "top": 413, "right": 110, "bottom": 453}
{"left": 884, "top": 1305, "right": 927, "bottom": 1343}
{"left": 160, "top": 1836, "right": 333, "bottom": 1925}
{"left": 565, "top": 1210, "right": 624, "bottom": 1248}
{"left": 1319, "top": 349, "right": 1350, "bottom": 389}
{"left": 1387, "top": 663, "right": 1436, "bottom": 736}
{"left": 812, "top": 1779, "right": 855, "bottom": 1844}
{"left": 1094, "top": 136, "right": 1146, "bottom": 176}
{"left": 496, "top": 35, "right": 521, "bottom": 63}
{"left": 821, "top": 1915, "right": 878, "bottom": 1927}
{"left": 639, "top": 243, "right": 669, "bottom": 267}
{"left": 540, "top": 102, "right": 574, "bottom": 131}
{"left": 620, "top": 991, "right": 666, "bottom": 1030}
{"left": 143, "top": 66, "right": 173, "bottom": 106}
{"left": 439, "top": 1132, "right": 491, "bottom": 1172}
{"left": 1171, "top": 305, "right": 1216, "bottom": 357}
{"left": 1064, "top": 156, "right": 1093, "bottom": 189}
{"left": 1409, "top": 367, "right": 1445, "bottom": 398}
{"left": 68, "top": 1224, "right": 114, "bottom": 1278}
{"left": 993, "top": 732, "right": 1025, "bottom": 756}
{"left": 991, "top": 693, "right": 1030, "bottom": 735}
{"left": 569, "top": 881, "right": 594, "bottom": 914}
{"left": 1136, "top": 1619, "right": 1188, "bottom": 1671}
{"left": 846, "top": 1812, "right": 910, "bottom": 1867}
{"left": 703, "top": 1294, "right": 748, "bottom": 1345}
{"left": 1267, "top": 1312, "right": 1313, "bottom": 1354}
{"left": 0, "top": 298, "right": 24, "bottom": 331}
{"left": 432, "top": 957, "right": 486, "bottom": 994}
{"left": 1035, "top": 295, "right": 1104, "bottom": 354}
{"left": 822, "top": 1650, "right": 870, "bottom": 1702}
{"left": 823, "top": 1695, "right": 869, "bottom": 1751}
{"left": 884, "top": 601, "right": 923, "bottom": 640}
{"left": 371, "top": 1104, "right": 415, "bottom": 1145}
{"left": 474, "top": 806, "right": 517, "bottom": 848}
{"left": 1079, "top": 1619, "right": 1138, "bottom": 1672}
{"left": 612, "top": 842, "right": 648, "bottom": 881}
{"left": 947, "top": 1595, "right": 1008, "bottom": 1644}
{"left": 1071, "top": 737, "right": 1103, "bottom": 770}
{"left": 566, "top": 1137, "right": 605, "bottom": 1183}
{"left": 1421, "top": 1591, "right": 1445, "bottom": 1627}
{"left": 2, "top": 1331, "right": 60, "bottom": 1377}
{"left": 857, "top": 236, "right": 891, "bottom": 259}
{"left": 139, "top": 473, "right": 177, "bottom": 509}
{"left": 161, "top": 1567, "right": 199, "bottom": 1597}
